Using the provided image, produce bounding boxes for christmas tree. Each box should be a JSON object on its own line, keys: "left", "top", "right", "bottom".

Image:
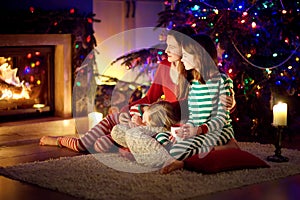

{"left": 113, "top": 0, "right": 300, "bottom": 139}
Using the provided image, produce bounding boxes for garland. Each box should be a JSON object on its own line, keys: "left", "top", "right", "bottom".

{"left": 0, "top": 7, "right": 100, "bottom": 76}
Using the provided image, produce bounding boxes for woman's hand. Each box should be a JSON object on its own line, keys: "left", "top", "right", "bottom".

{"left": 119, "top": 112, "right": 131, "bottom": 124}
{"left": 220, "top": 88, "right": 236, "bottom": 111}
{"left": 175, "top": 124, "right": 198, "bottom": 139}
{"left": 131, "top": 115, "right": 143, "bottom": 126}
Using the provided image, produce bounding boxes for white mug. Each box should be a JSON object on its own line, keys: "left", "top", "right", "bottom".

{"left": 171, "top": 126, "right": 183, "bottom": 142}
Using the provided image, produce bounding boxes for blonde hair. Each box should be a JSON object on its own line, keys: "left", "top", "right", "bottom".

{"left": 175, "top": 61, "right": 190, "bottom": 99}
{"left": 146, "top": 101, "right": 179, "bottom": 130}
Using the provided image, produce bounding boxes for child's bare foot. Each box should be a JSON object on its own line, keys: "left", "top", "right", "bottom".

{"left": 39, "top": 136, "right": 60, "bottom": 146}
{"left": 160, "top": 160, "right": 184, "bottom": 174}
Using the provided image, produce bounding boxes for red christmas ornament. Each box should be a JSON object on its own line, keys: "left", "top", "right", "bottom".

{"left": 86, "top": 35, "right": 91, "bottom": 43}
{"left": 29, "top": 7, "right": 35, "bottom": 13}
{"left": 27, "top": 53, "right": 32, "bottom": 59}
{"left": 87, "top": 18, "right": 93, "bottom": 23}
{"left": 70, "top": 8, "right": 75, "bottom": 14}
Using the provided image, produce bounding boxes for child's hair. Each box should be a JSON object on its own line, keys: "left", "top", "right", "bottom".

{"left": 146, "top": 101, "right": 179, "bottom": 130}
{"left": 182, "top": 34, "right": 220, "bottom": 83}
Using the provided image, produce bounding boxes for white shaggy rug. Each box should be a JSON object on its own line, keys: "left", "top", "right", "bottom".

{"left": 0, "top": 142, "right": 300, "bottom": 200}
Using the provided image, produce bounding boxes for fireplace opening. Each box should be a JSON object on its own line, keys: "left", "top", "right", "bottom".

{"left": 0, "top": 46, "right": 54, "bottom": 121}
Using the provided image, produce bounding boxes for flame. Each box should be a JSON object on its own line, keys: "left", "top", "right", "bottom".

{"left": 0, "top": 59, "right": 31, "bottom": 100}
{"left": 0, "top": 63, "right": 22, "bottom": 86}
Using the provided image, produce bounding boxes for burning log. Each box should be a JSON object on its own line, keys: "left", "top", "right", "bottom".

{"left": 0, "top": 61, "right": 30, "bottom": 99}
{"left": 0, "top": 79, "right": 23, "bottom": 94}
{"left": 0, "top": 60, "right": 32, "bottom": 109}
{"left": 0, "top": 81, "right": 34, "bottom": 110}
{"left": 0, "top": 98, "right": 35, "bottom": 110}
{"left": 0, "top": 79, "right": 34, "bottom": 110}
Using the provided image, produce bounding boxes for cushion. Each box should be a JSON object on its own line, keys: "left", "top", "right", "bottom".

{"left": 184, "top": 148, "right": 270, "bottom": 174}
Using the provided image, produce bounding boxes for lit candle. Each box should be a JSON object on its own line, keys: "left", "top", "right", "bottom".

{"left": 273, "top": 102, "right": 287, "bottom": 126}
{"left": 88, "top": 112, "right": 103, "bottom": 130}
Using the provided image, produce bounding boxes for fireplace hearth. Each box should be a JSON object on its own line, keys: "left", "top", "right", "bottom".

{"left": 0, "top": 34, "right": 72, "bottom": 121}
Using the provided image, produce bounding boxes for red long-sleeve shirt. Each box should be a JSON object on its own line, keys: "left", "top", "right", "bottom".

{"left": 123, "top": 59, "right": 188, "bottom": 121}
{"left": 130, "top": 59, "right": 177, "bottom": 106}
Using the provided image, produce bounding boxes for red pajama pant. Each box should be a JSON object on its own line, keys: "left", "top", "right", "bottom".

{"left": 58, "top": 113, "right": 119, "bottom": 153}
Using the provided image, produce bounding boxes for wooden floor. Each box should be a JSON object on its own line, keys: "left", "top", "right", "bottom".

{"left": 0, "top": 117, "right": 300, "bottom": 200}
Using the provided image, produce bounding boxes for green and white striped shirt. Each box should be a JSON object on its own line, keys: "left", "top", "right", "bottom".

{"left": 187, "top": 73, "right": 233, "bottom": 134}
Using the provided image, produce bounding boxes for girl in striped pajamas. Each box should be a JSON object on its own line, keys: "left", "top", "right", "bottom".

{"left": 159, "top": 34, "right": 239, "bottom": 174}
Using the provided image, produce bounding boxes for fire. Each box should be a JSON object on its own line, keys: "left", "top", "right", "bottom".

{"left": 0, "top": 63, "right": 22, "bottom": 86}
{"left": 0, "top": 58, "right": 31, "bottom": 100}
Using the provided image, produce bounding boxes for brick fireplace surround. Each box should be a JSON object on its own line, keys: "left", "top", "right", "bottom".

{"left": 0, "top": 34, "right": 72, "bottom": 118}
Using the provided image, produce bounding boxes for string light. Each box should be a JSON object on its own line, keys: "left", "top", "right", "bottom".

{"left": 30, "top": 76, "right": 34, "bottom": 82}
{"left": 70, "top": 8, "right": 75, "bottom": 14}
{"left": 29, "top": 7, "right": 35, "bottom": 13}
{"left": 266, "top": 68, "right": 272, "bottom": 74}
{"left": 24, "top": 66, "right": 30, "bottom": 74}
{"left": 191, "top": 5, "right": 200, "bottom": 11}
{"left": 87, "top": 18, "right": 93, "bottom": 23}
{"left": 86, "top": 35, "right": 91, "bottom": 43}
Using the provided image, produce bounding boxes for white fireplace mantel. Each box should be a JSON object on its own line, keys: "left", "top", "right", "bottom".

{"left": 0, "top": 34, "right": 72, "bottom": 118}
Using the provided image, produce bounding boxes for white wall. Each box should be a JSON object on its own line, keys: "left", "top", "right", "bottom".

{"left": 93, "top": 0, "right": 164, "bottom": 43}
{"left": 93, "top": 0, "right": 165, "bottom": 82}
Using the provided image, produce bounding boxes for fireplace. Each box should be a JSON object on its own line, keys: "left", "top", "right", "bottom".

{"left": 0, "top": 34, "right": 72, "bottom": 121}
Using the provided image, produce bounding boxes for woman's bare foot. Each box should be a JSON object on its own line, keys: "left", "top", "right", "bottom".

{"left": 214, "top": 138, "right": 239, "bottom": 151}
{"left": 119, "top": 147, "right": 135, "bottom": 161}
{"left": 39, "top": 136, "right": 60, "bottom": 146}
{"left": 160, "top": 160, "right": 184, "bottom": 174}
